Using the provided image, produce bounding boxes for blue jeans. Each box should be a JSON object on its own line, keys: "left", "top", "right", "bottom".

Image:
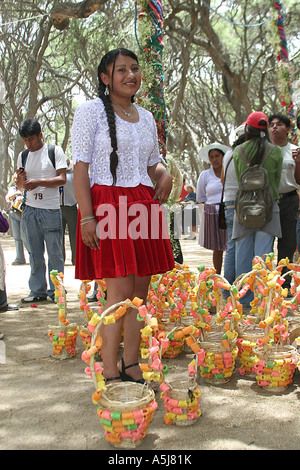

{"left": 235, "top": 231, "right": 274, "bottom": 307}
{"left": 10, "top": 212, "right": 26, "bottom": 263}
{"left": 223, "top": 202, "right": 236, "bottom": 285}
{"left": 21, "top": 206, "right": 64, "bottom": 298}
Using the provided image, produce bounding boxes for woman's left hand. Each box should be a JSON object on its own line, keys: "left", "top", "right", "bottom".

{"left": 153, "top": 172, "right": 173, "bottom": 204}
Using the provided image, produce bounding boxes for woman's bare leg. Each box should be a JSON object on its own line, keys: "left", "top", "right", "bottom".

{"left": 100, "top": 274, "right": 151, "bottom": 381}
{"left": 213, "top": 249, "right": 223, "bottom": 274}
{"left": 100, "top": 274, "right": 135, "bottom": 380}
{"left": 121, "top": 275, "right": 151, "bottom": 380}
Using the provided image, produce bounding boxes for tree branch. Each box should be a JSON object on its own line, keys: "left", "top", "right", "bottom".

{"left": 50, "top": 0, "right": 109, "bottom": 30}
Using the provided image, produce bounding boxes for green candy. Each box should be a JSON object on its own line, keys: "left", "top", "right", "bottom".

{"left": 197, "top": 265, "right": 205, "bottom": 272}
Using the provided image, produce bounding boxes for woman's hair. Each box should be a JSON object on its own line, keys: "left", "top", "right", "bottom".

{"left": 97, "top": 48, "right": 139, "bottom": 185}
{"left": 208, "top": 148, "right": 225, "bottom": 158}
{"left": 244, "top": 124, "right": 270, "bottom": 165}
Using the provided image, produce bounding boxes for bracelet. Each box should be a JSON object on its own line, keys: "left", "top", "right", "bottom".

{"left": 81, "top": 219, "right": 96, "bottom": 227}
{"left": 81, "top": 216, "right": 95, "bottom": 222}
{"left": 80, "top": 216, "right": 96, "bottom": 226}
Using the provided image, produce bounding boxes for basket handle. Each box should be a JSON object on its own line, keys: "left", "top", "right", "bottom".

{"left": 87, "top": 298, "right": 143, "bottom": 392}
{"left": 50, "top": 270, "right": 68, "bottom": 325}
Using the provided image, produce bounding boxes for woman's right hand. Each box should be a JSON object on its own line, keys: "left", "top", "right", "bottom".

{"left": 81, "top": 220, "right": 99, "bottom": 250}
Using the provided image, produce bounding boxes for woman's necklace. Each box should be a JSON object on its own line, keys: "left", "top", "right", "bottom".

{"left": 112, "top": 101, "right": 133, "bottom": 117}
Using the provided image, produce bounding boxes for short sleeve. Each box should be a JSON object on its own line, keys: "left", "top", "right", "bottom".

{"left": 71, "top": 101, "right": 98, "bottom": 164}
{"left": 147, "top": 113, "right": 163, "bottom": 167}
{"left": 196, "top": 171, "right": 207, "bottom": 203}
{"left": 54, "top": 146, "right": 67, "bottom": 170}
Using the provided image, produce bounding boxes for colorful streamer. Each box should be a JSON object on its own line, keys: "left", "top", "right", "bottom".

{"left": 270, "top": 2, "right": 298, "bottom": 144}
{"left": 135, "top": 0, "right": 167, "bottom": 158}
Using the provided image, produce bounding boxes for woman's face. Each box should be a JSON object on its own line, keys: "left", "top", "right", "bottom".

{"left": 101, "top": 54, "right": 141, "bottom": 99}
{"left": 208, "top": 149, "right": 224, "bottom": 169}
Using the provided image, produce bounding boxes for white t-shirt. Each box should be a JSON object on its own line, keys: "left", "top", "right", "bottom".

{"left": 223, "top": 149, "right": 238, "bottom": 202}
{"left": 17, "top": 144, "right": 67, "bottom": 209}
{"left": 278, "top": 142, "right": 299, "bottom": 194}
{"left": 71, "top": 98, "right": 162, "bottom": 188}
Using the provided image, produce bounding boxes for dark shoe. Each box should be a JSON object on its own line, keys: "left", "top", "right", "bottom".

{"left": 0, "top": 303, "right": 19, "bottom": 312}
{"left": 104, "top": 375, "right": 121, "bottom": 385}
{"left": 87, "top": 294, "right": 98, "bottom": 302}
{"left": 21, "top": 296, "right": 47, "bottom": 304}
{"left": 119, "top": 357, "right": 145, "bottom": 384}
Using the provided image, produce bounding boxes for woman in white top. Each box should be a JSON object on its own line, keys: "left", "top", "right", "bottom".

{"left": 197, "top": 143, "right": 229, "bottom": 274}
{"left": 72, "top": 48, "right": 174, "bottom": 384}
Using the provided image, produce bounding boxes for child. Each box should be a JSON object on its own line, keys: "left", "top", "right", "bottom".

{"left": 71, "top": 48, "right": 174, "bottom": 384}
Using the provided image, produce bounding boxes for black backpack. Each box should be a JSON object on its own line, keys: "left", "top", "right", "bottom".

{"left": 21, "top": 144, "right": 55, "bottom": 168}
{"left": 235, "top": 142, "right": 275, "bottom": 228}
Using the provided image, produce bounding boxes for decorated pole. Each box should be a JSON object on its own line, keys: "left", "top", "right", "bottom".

{"left": 135, "top": 0, "right": 167, "bottom": 159}
{"left": 269, "top": 1, "right": 298, "bottom": 144}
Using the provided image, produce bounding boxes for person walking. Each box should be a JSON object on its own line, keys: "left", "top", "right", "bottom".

{"left": 197, "top": 142, "right": 230, "bottom": 274}
{"left": 71, "top": 48, "right": 174, "bottom": 384}
{"left": 5, "top": 185, "right": 27, "bottom": 265}
{"left": 14, "top": 119, "right": 67, "bottom": 303}
{"left": 233, "top": 111, "right": 283, "bottom": 308}
{"left": 60, "top": 159, "right": 78, "bottom": 265}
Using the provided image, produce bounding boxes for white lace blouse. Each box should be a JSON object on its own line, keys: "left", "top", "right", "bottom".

{"left": 71, "top": 98, "right": 162, "bottom": 188}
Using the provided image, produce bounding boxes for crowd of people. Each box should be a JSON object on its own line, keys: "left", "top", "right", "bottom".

{"left": 1, "top": 47, "right": 299, "bottom": 380}
{"left": 191, "top": 111, "right": 300, "bottom": 309}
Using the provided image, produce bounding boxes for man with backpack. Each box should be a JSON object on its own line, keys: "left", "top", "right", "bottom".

{"left": 14, "top": 119, "right": 67, "bottom": 302}
{"left": 232, "top": 111, "right": 283, "bottom": 308}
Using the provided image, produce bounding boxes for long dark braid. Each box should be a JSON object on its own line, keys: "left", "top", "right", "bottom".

{"left": 97, "top": 48, "right": 139, "bottom": 185}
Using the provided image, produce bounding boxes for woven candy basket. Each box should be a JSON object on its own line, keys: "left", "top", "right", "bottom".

{"left": 161, "top": 355, "right": 201, "bottom": 427}
{"left": 197, "top": 331, "right": 238, "bottom": 384}
{"left": 48, "top": 271, "right": 79, "bottom": 359}
{"left": 78, "top": 280, "right": 106, "bottom": 351}
{"left": 237, "top": 323, "right": 265, "bottom": 377}
{"left": 252, "top": 344, "right": 299, "bottom": 392}
{"left": 85, "top": 298, "right": 158, "bottom": 448}
{"left": 97, "top": 382, "right": 156, "bottom": 448}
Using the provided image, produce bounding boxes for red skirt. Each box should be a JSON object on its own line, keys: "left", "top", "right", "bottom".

{"left": 75, "top": 184, "right": 175, "bottom": 280}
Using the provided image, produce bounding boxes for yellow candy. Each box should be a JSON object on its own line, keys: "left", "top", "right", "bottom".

{"left": 140, "top": 325, "right": 152, "bottom": 337}
{"left": 90, "top": 314, "right": 101, "bottom": 326}
{"left": 122, "top": 419, "right": 135, "bottom": 425}
{"left": 166, "top": 412, "right": 176, "bottom": 420}
{"left": 103, "top": 315, "right": 115, "bottom": 324}
{"left": 225, "top": 330, "right": 237, "bottom": 340}
{"left": 176, "top": 414, "right": 188, "bottom": 421}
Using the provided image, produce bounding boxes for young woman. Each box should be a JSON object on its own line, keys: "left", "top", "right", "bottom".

{"left": 71, "top": 48, "right": 174, "bottom": 384}
{"left": 197, "top": 143, "right": 230, "bottom": 274}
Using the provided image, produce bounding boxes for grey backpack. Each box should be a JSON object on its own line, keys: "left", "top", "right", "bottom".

{"left": 235, "top": 142, "right": 275, "bottom": 228}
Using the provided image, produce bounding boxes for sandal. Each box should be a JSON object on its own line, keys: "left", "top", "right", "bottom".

{"left": 119, "top": 357, "right": 145, "bottom": 384}
{"left": 104, "top": 375, "right": 121, "bottom": 384}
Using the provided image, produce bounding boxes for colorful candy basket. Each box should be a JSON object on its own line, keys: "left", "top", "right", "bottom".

{"left": 237, "top": 323, "right": 265, "bottom": 377}
{"left": 197, "top": 331, "right": 238, "bottom": 384}
{"left": 48, "top": 271, "right": 79, "bottom": 359}
{"left": 252, "top": 344, "right": 298, "bottom": 392}
{"left": 161, "top": 362, "right": 202, "bottom": 427}
{"left": 85, "top": 298, "right": 158, "bottom": 448}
